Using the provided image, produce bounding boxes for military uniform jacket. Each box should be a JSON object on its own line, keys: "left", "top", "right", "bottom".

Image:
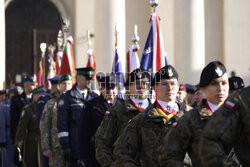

{"left": 57, "top": 84, "right": 98, "bottom": 159}
{"left": 199, "top": 86, "right": 250, "bottom": 167}
{"left": 79, "top": 94, "right": 112, "bottom": 166}
{"left": 159, "top": 99, "right": 213, "bottom": 167}
{"left": 10, "top": 92, "right": 31, "bottom": 140}
{"left": 15, "top": 101, "right": 41, "bottom": 167}
{"left": 40, "top": 90, "right": 61, "bottom": 152}
{"left": 113, "top": 102, "right": 184, "bottom": 167}
{"left": 95, "top": 99, "right": 151, "bottom": 167}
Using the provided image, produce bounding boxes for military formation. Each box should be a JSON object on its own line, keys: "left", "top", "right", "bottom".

{"left": 0, "top": 60, "right": 249, "bottom": 167}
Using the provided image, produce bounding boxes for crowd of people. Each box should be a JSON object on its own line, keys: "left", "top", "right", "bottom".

{"left": 0, "top": 60, "right": 249, "bottom": 167}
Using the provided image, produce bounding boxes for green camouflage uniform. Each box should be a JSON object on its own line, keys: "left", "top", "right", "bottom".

{"left": 95, "top": 99, "right": 150, "bottom": 167}
{"left": 199, "top": 86, "right": 250, "bottom": 167}
{"left": 159, "top": 99, "right": 213, "bottom": 167}
{"left": 40, "top": 90, "right": 66, "bottom": 167}
{"left": 113, "top": 102, "right": 185, "bottom": 167}
{"left": 15, "top": 101, "right": 41, "bottom": 167}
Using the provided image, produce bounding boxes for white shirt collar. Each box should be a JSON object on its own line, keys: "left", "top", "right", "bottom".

{"left": 207, "top": 101, "right": 219, "bottom": 113}
{"left": 76, "top": 86, "right": 88, "bottom": 99}
{"left": 157, "top": 100, "right": 179, "bottom": 113}
{"left": 130, "top": 97, "right": 149, "bottom": 109}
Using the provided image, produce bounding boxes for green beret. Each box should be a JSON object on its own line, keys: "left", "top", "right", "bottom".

{"left": 59, "top": 73, "right": 72, "bottom": 84}
{"left": 32, "top": 86, "right": 45, "bottom": 95}
{"left": 76, "top": 67, "right": 95, "bottom": 79}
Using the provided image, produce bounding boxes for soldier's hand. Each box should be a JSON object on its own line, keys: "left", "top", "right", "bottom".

{"left": 43, "top": 149, "right": 52, "bottom": 157}
{"left": 77, "top": 160, "right": 85, "bottom": 167}
{"left": 14, "top": 147, "right": 22, "bottom": 166}
{"left": 63, "top": 148, "right": 72, "bottom": 161}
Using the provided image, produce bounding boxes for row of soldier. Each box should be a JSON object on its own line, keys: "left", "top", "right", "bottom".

{"left": 0, "top": 60, "right": 248, "bottom": 167}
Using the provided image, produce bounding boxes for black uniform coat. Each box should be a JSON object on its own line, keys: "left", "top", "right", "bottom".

{"left": 79, "top": 94, "right": 112, "bottom": 167}
{"left": 10, "top": 92, "right": 32, "bottom": 140}
{"left": 57, "top": 84, "right": 98, "bottom": 160}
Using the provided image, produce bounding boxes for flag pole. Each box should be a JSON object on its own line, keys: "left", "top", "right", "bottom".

{"left": 132, "top": 24, "right": 140, "bottom": 45}
{"left": 115, "top": 25, "right": 118, "bottom": 47}
{"left": 150, "top": 0, "right": 158, "bottom": 13}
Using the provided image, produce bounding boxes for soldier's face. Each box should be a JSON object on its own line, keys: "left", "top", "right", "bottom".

{"left": 102, "top": 87, "right": 118, "bottom": 103}
{"left": 59, "top": 80, "right": 73, "bottom": 93}
{"left": 194, "top": 89, "right": 206, "bottom": 105}
{"left": 128, "top": 78, "right": 150, "bottom": 100}
{"left": 177, "top": 90, "right": 187, "bottom": 102}
{"left": 201, "top": 73, "right": 229, "bottom": 107}
{"left": 77, "top": 75, "right": 91, "bottom": 90}
{"left": 24, "top": 82, "right": 36, "bottom": 94}
{"left": 155, "top": 78, "right": 179, "bottom": 102}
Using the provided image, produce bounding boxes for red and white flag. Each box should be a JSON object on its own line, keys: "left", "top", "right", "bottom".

{"left": 140, "top": 13, "right": 168, "bottom": 74}
{"left": 59, "top": 36, "right": 76, "bottom": 84}
{"left": 55, "top": 50, "right": 63, "bottom": 75}
{"left": 127, "top": 44, "right": 140, "bottom": 73}
{"left": 86, "top": 48, "right": 97, "bottom": 80}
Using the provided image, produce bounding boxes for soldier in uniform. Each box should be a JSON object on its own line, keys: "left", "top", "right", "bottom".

{"left": 57, "top": 68, "right": 98, "bottom": 167}
{"left": 95, "top": 68, "right": 151, "bottom": 167}
{"left": 14, "top": 86, "right": 46, "bottom": 167}
{"left": 40, "top": 74, "right": 72, "bottom": 167}
{"left": 228, "top": 76, "right": 244, "bottom": 95}
{"left": 10, "top": 76, "right": 36, "bottom": 141}
{"left": 159, "top": 61, "right": 229, "bottom": 167}
{"left": 79, "top": 75, "right": 118, "bottom": 167}
{"left": 113, "top": 65, "right": 185, "bottom": 167}
{"left": 199, "top": 86, "right": 250, "bottom": 167}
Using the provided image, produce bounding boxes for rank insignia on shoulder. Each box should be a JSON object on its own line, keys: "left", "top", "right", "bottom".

{"left": 172, "top": 122, "right": 178, "bottom": 128}
{"left": 105, "top": 111, "right": 110, "bottom": 116}
{"left": 224, "top": 100, "right": 235, "bottom": 109}
{"left": 58, "top": 99, "right": 64, "bottom": 107}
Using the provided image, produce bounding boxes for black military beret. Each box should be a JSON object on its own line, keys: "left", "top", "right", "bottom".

{"left": 124, "top": 68, "right": 151, "bottom": 86}
{"left": 229, "top": 76, "right": 244, "bottom": 90}
{"left": 185, "top": 83, "right": 195, "bottom": 94}
{"left": 199, "top": 61, "right": 227, "bottom": 88}
{"left": 151, "top": 65, "right": 178, "bottom": 86}
{"left": 97, "top": 75, "right": 117, "bottom": 89}
{"left": 76, "top": 67, "right": 95, "bottom": 79}
{"left": 49, "top": 75, "right": 61, "bottom": 85}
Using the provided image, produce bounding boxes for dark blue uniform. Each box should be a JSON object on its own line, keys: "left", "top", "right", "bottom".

{"left": 57, "top": 84, "right": 98, "bottom": 166}
{"left": 79, "top": 94, "right": 112, "bottom": 167}
{"left": 0, "top": 100, "right": 16, "bottom": 167}
{"left": 10, "top": 92, "right": 32, "bottom": 141}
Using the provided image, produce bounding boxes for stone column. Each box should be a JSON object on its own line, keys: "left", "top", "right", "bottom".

{"left": 0, "top": 0, "right": 5, "bottom": 89}
{"left": 204, "top": 0, "right": 223, "bottom": 63}
{"left": 174, "top": 0, "right": 205, "bottom": 84}
{"left": 94, "top": 0, "right": 126, "bottom": 73}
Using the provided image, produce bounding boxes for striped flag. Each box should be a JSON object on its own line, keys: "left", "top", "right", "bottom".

{"left": 37, "top": 61, "right": 44, "bottom": 86}
{"left": 127, "top": 44, "right": 140, "bottom": 73}
{"left": 55, "top": 50, "right": 63, "bottom": 75}
{"left": 59, "top": 36, "right": 76, "bottom": 84}
{"left": 86, "top": 48, "right": 97, "bottom": 80}
{"left": 140, "top": 13, "right": 168, "bottom": 74}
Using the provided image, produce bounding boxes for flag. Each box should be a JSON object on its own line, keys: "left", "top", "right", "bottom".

{"left": 86, "top": 48, "right": 96, "bottom": 68}
{"left": 46, "top": 57, "right": 56, "bottom": 88}
{"left": 86, "top": 48, "right": 97, "bottom": 80}
{"left": 112, "top": 48, "right": 125, "bottom": 99}
{"left": 140, "top": 13, "right": 168, "bottom": 74}
{"left": 127, "top": 44, "right": 140, "bottom": 73}
{"left": 37, "top": 61, "right": 44, "bottom": 86}
{"left": 55, "top": 50, "right": 63, "bottom": 75}
{"left": 59, "top": 36, "right": 76, "bottom": 84}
